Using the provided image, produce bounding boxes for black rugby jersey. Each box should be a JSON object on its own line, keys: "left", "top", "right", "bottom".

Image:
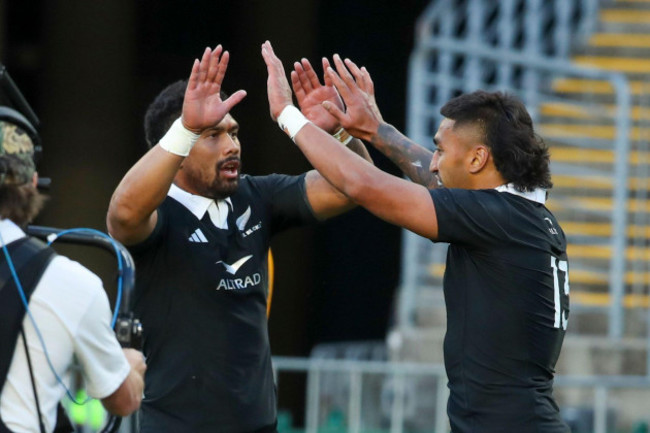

{"left": 129, "top": 173, "right": 316, "bottom": 433}
{"left": 430, "top": 188, "right": 570, "bottom": 433}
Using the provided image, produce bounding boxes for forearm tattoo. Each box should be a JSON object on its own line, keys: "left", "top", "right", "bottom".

{"left": 371, "top": 123, "right": 437, "bottom": 188}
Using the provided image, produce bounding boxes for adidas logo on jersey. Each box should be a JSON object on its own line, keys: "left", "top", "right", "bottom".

{"left": 188, "top": 228, "right": 208, "bottom": 243}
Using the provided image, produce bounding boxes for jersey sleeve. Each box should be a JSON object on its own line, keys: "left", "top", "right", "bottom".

{"left": 125, "top": 201, "right": 167, "bottom": 256}
{"left": 430, "top": 188, "right": 512, "bottom": 247}
{"left": 74, "top": 286, "right": 131, "bottom": 399}
{"left": 251, "top": 173, "right": 318, "bottom": 233}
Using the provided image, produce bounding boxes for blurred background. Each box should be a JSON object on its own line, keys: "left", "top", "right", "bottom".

{"left": 4, "top": 0, "right": 650, "bottom": 432}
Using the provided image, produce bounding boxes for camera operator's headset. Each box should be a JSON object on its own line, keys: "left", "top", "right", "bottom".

{"left": 0, "top": 83, "right": 140, "bottom": 433}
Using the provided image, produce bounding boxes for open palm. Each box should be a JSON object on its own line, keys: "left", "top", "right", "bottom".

{"left": 182, "top": 45, "right": 246, "bottom": 133}
{"left": 291, "top": 58, "right": 343, "bottom": 134}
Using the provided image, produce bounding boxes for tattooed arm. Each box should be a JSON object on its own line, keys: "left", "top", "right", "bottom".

{"left": 319, "top": 55, "right": 438, "bottom": 189}
{"left": 371, "top": 123, "right": 437, "bottom": 188}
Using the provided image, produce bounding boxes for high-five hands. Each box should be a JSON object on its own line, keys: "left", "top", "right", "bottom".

{"left": 322, "top": 54, "right": 384, "bottom": 143}
{"left": 182, "top": 45, "right": 247, "bottom": 134}
{"left": 262, "top": 40, "right": 383, "bottom": 144}
{"left": 291, "top": 58, "right": 344, "bottom": 134}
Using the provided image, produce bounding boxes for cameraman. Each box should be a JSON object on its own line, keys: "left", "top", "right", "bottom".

{"left": 0, "top": 114, "right": 146, "bottom": 433}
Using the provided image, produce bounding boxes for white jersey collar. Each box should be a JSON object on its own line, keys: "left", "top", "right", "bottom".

{"left": 0, "top": 219, "right": 27, "bottom": 246}
{"left": 494, "top": 183, "right": 546, "bottom": 204}
{"left": 167, "top": 183, "right": 232, "bottom": 229}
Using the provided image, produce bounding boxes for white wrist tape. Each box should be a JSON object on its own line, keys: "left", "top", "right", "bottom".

{"left": 158, "top": 118, "right": 201, "bottom": 157}
{"left": 333, "top": 128, "right": 353, "bottom": 146}
{"left": 277, "top": 105, "right": 310, "bottom": 141}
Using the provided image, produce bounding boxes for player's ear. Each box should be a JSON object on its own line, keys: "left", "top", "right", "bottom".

{"left": 469, "top": 145, "right": 489, "bottom": 174}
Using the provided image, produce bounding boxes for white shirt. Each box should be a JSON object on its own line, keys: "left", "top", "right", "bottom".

{"left": 0, "top": 220, "right": 131, "bottom": 433}
{"left": 168, "top": 183, "right": 232, "bottom": 229}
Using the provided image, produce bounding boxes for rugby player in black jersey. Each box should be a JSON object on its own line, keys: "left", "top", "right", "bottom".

{"left": 263, "top": 40, "right": 570, "bottom": 433}
{"left": 107, "top": 45, "right": 371, "bottom": 433}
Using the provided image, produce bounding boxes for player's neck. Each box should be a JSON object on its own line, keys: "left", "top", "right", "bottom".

{"left": 470, "top": 170, "right": 506, "bottom": 190}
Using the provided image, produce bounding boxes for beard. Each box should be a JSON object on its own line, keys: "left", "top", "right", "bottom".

{"left": 207, "top": 175, "right": 240, "bottom": 200}
{"left": 205, "top": 156, "right": 241, "bottom": 199}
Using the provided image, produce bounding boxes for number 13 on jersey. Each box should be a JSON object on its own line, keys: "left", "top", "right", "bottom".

{"left": 551, "top": 256, "right": 570, "bottom": 330}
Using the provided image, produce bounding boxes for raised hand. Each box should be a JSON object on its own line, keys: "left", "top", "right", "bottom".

{"left": 182, "top": 45, "right": 247, "bottom": 133}
{"left": 322, "top": 54, "right": 384, "bottom": 142}
{"left": 261, "top": 41, "right": 294, "bottom": 121}
{"left": 291, "top": 58, "right": 343, "bottom": 134}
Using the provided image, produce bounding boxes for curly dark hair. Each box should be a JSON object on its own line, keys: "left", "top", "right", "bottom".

{"left": 144, "top": 80, "right": 229, "bottom": 148}
{"left": 144, "top": 80, "right": 187, "bottom": 149}
{"left": 440, "top": 90, "right": 552, "bottom": 192}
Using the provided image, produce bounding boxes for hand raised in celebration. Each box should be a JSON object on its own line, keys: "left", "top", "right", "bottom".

{"left": 322, "top": 54, "right": 383, "bottom": 142}
{"left": 261, "top": 40, "right": 294, "bottom": 121}
{"left": 291, "top": 58, "right": 344, "bottom": 134}
{"left": 182, "top": 45, "right": 247, "bottom": 133}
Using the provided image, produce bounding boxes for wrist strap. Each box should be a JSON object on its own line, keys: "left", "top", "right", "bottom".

{"left": 333, "top": 128, "right": 353, "bottom": 146}
{"left": 158, "top": 118, "right": 201, "bottom": 157}
{"left": 277, "top": 106, "right": 310, "bottom": 141}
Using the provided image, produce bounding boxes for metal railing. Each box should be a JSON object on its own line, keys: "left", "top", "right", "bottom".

{"left": 410, "top": 0, "right": 599, "bottom": 120}
{"left": 272, "top": 356, "right": 650, "bottom": 433}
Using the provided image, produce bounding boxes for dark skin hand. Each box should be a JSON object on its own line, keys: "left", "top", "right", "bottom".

{"left": 291, "top": 56, "right": 372, "bottom": 161}
{"left": 321, "top": 54, "right": 438, "bottom": 189}
{"left": 291, "top": 57, "right": 342, "bottom": 134}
